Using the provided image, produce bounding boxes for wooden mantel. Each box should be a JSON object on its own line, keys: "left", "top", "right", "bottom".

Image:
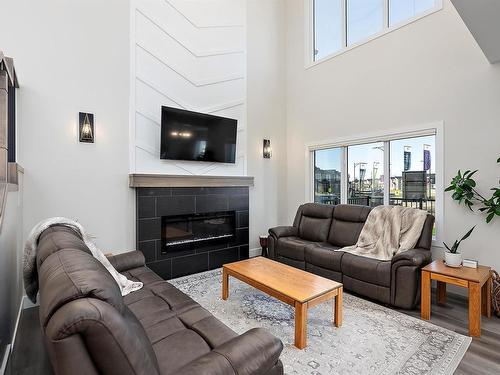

{"left": 129, "top": 174, "right": 254, "bottom": 188}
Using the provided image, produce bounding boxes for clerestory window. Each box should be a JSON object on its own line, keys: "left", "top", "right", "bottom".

{"left": 312, "top": 0, "right": 442, "bottom": 64}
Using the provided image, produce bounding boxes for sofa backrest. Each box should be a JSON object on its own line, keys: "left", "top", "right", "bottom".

{"left": 37, "top": 226, "right": 160, "bottom": 375}
{"left": 327, "top": 204, "right": 372, "bottom": 247}
{"left": 294, "top": 203, "right": 334, "bottom": 242}
{"left": 293, "top": 203, "right": 434, "bottom": 250}
{"left": 415, "top": 214, "right": 435, "bottom": 250}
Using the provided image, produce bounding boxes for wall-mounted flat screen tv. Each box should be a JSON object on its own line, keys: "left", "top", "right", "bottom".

{"left": 160, "top": 106, "right": 237, "bottom": 164}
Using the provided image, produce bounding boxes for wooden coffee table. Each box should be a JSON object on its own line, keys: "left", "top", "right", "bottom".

{"left": 421, "top": 260, "right": 492, "bottom": 337}
{"left": 222, "top": 257, "right": 343, "bottom": 349}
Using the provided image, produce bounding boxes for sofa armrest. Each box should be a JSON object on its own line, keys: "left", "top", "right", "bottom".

{"left": 107, "top": 251, "right": 145, "bottom": 273}
{"left": 392, "top": 248, "right": 431, "bottom": 268}
{"left": 177, "top": 328, "right": 283, "bottom": 375}
{"left": 269, "top": 226, "right": 298, "bottom": 239}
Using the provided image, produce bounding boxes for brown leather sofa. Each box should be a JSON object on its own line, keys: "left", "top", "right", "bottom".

{"left": 268, "top": 204, "right": 434, "bottom": 309}
{"left": 36, "top": 225, "right": 284, "bottom": 375}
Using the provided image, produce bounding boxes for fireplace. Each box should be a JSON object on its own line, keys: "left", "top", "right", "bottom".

{"left": 161, "top": 211, "right": 236, "bottom": 252}
{"left": 135, "top": 185, "right": 249, "bottom": 280}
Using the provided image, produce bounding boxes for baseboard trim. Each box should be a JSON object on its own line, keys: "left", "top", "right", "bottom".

{"left": 0, "top": 295, "right": 25, "bottom": 375}
{"left": 0, "top": 344, "right": 11, "bottom": 375}
{"left": 249, "top": 247, "right": 261, "bottom": 258}
{"left": 11, "top": 296, "right": 25, "bottom": 351}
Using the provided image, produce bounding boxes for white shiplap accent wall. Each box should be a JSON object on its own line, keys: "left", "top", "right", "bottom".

{"left": 131, "top": 0, "right": 247, "bottom": 175}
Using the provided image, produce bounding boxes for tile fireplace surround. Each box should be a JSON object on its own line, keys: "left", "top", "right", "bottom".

{"left": 132, "top": 175, "right": 253, "bottom": 279}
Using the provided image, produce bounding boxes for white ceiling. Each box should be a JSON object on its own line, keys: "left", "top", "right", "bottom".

{"left": 452, "top": 0, "right": 500, "bottom": 64}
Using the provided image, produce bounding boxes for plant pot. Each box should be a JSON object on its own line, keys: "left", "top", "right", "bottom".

{"left": 444, "top": 252, "right": 463, "bottom": 267}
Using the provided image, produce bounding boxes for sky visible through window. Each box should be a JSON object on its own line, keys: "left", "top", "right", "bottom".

{"left": 314, "top": 0, "right": 342, "bottom": 60}
{"left": 314, "top": 135, "right": 436, "bottom": 181}
{"left": 389, "top": 0, "right": 436, "bottom": 26}
{"left": 347, "top": 0, "right": 384, "bottom": 46}
{"left": 314, "top": 0, "right": 437, "bottom": 59}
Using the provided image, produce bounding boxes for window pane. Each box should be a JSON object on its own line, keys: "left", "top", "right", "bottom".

{"left": 347, "top": 0, "right": 384, "bottom": 46}
{"left": 389, "top": 0, "right": 437, "bottom": 26}
{"left": 314, "top": 0, "right": 343, "bottom": 61}
{"left": 347, "top": 142, "right": 384, "bottom": 207}
{"left": 314, "top": 148, "right": 342, "bottom": 205}
{"left": 389, "top": 135, "right": 436, "bottom": 220}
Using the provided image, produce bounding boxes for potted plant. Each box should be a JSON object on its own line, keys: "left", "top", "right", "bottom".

{"left": 445, "top": 157, "right": 500, "bottom": 223}
{"left": 443, "top": 226, "right": 475, "bottom": 267}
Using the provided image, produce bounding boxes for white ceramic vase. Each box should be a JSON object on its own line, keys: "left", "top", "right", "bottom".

{"left": 444, "top": 252, "right": 463, "bottom": 267}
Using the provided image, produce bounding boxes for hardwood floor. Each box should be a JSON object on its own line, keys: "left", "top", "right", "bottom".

{"left": 5, "top": 307, "right": 53, "bottom": 375}
{"left": 7, "top": 292, "right": 500, "bottom": 374}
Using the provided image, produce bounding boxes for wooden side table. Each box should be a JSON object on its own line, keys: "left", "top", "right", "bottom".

{"left": 421, "top": 260, "right": 492, "bottom": 337}
{"left": 259, "top": 235, "right": 268, "bottom": 258}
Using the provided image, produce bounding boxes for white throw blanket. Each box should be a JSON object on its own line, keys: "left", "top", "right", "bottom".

{"left": 338, "top": 206, "right": 428, "bottom": 261}
{"left": 23, "top": 217, "right": 143, "bottom": 303}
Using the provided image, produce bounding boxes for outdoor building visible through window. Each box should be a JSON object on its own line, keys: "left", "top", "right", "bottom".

{"left": 311, "top": 133, "right": 437, "bottom": 238}
{"left": 314, "top": 148, "right": 342, "bottom": 204}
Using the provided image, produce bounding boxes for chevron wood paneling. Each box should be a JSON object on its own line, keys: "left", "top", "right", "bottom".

{"left": 167, "top": 0, "right": 246, "bottom": 27}
{"left": 132, "top": 0, "right": 247, "bottom": 176}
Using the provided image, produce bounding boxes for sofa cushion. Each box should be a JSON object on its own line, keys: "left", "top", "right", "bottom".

{"left": 38, "top": 248, "right": 125, "bottom": 328}
{"left": 276, "top": 237, "right": 311, "bottom": 261}
{"left": 297, "top": 203, "right": 334, "bottom": 242}
{"left": 341, "top": 253, "right": 391, "bottom": 287}
{"left": 304, "top": 243, "right": 343, "bottom": 272}
{"left": 122, "top": 265, "right": 239, "bottom": 371}
{"left": 343, "top": 275, "right": 390, "bottom": 304}
{"left": 153, "top": 329, "right": 212, "bottom": 375}
{"left": 328, "top": 204, "right": 371, "bottom": 247}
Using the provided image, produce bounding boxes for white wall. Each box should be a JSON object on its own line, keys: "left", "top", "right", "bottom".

{"left": 131, "top": 0, "right": 248, "bottom": 176}
{"left": 0, "top": 0, "right": 287, "bottom": 255}
{"left": 0, "top": 174, "right": 23, "bottom": 364}
{"left": 247, "top": 0, "right": 287, "bottom": 250}
{"left": 285, "top": 0, "right": 500, "bottom": 270}
{"left": 0, "top": 0, "right": 134, "bottom": 251}
{"left": 131, "top": 0, "right": 287, "bottom": 251}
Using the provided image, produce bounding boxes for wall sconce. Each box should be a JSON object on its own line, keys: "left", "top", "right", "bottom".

{"left": 263, "top": 139, "right": 272, "bottom": 159}
{"left": 79, "top": 112, "right": 94, "bottom": 143}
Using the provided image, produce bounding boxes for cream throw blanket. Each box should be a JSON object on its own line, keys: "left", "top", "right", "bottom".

{"left": 23, "top": 217, "right": 143, "bottom": 303}
{"left": 338, "top": 206, "right": 428, "bottom": 261}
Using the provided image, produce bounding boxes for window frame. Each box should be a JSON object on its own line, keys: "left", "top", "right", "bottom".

{"left": 305, "top": 122, "right": 444, "bottom": 246}
{"left": 306, "top": 0, "right": 443, "bottom": 68}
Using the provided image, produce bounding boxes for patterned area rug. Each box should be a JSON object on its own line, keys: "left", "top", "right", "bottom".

{"left": 170, "top": 269, "right": 471, "bottom": 375}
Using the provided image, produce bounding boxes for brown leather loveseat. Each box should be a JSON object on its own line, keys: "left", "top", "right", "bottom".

{"left": 268, "top": 204, "right": 434, "bottom": 309}
{"left": 36, "top": 225, "right": 284, "bottom": 375}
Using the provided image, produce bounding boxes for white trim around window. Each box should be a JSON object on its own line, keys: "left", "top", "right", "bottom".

{"left": 304, "top": 0, "right": 444, "bottom": 69}
{"left": 304, "top": 121, "right": 444, "bottom": 246}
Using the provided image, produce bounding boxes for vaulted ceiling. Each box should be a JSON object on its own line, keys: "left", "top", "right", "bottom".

{"left": 452, "top": 0, "right": 500, "bottom": 64}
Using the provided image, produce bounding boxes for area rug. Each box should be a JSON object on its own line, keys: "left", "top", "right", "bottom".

{"left": 170, "top": 269, "right": 471, "bottom": 375}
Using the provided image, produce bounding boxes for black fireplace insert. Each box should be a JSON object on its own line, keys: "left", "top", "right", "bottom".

{"left": 161, "top": 211, "right": 236, "bottom": 252}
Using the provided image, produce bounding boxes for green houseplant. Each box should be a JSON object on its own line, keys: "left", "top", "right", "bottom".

{"left": 443, "top": 226, "right": 475, "bottom": 267}
{"left": 445, "top": 157, "right": 500, "bottom": 223}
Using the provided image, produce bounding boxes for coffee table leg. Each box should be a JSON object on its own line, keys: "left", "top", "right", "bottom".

{"left": 222, "top": 268, "right": 229, "bottom": 301}
{"left": 294, "top": 301, "right": 307, "bottom": 349}
{"left": 334, "top": 287, "right": 343, "bottom": 327}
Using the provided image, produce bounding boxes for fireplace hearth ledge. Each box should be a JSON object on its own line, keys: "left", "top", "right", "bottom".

{"left": 129, "top": 174, "right": 254, "bottom": 188}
